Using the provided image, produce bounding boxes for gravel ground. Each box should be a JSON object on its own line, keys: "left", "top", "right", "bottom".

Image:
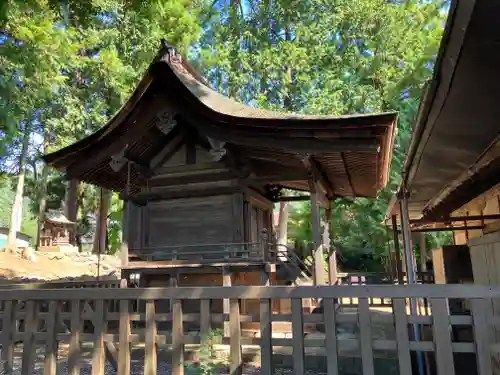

{"left": 4, "top": 346, "right": 328, "bottom": 375}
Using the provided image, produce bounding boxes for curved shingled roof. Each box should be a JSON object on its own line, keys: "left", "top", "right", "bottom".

{"left": 44, "top": 42, "right": 397, "bottom": 199}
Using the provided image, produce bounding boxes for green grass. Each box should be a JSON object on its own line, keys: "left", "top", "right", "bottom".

{"left": 0, "top": 182, "right": 37, "bottom": 242}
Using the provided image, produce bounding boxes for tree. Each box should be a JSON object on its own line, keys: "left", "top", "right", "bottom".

{"left": 1, "top": 0, "right": 204, "bottom": 251}
{"left": 198, "top": 0, "right": 448, "bottom": 270}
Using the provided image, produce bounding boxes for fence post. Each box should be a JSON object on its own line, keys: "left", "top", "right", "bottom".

{"left": 145, "top": 300, "right": 157, "bottom": 375}
{"left": 118, "top": 295, "right": 131, "bottom": 375}
{"left": 291, "top": 298, "right": 305, "bottom": 374}
{"left": 471, "top": 298, "right": 493, "bottom": 375}
{"left": 44, "top": 300, "right": 59, "bottom": 375}
{"left": 230, "top": 298, "right": 242, "bottom": 375}
{"left": 172, "top": 299, "right": 184, "bottom": 375}
{"left": 21, "top": 300, "right": 37, "bottom": 375}
{"left": 0, "top": 300, "right": 15, "bottom": 374}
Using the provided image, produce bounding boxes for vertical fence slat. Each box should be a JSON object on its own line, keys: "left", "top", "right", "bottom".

{"left": 323, "top": 297, "right": 338, "bottom": 375}
{"left": 358, "top": 297, "right": 375, "bottom": 375}
{"left": 21, "top": 300, "right": 37, "bottom": 375}
{"left": 393, "top": 298, "right": 412, "bottom": 375}
{"left": 260, "top": 297, "right": 273, "bottom": 375}
{"left": 431, "top": 298, "right": 455, "bottom": 375}
{"left": 230, "top": 298, "right": 242, "bottom": 375}
{"left": 92, "top": 299, "right": 105, "bottom": 375}
{"left": 291, "top": 298, "right": 305, "bottom": 375}
{"left": 68, "top": 300, "right": 81, "bottom": 375}
{"left": 200, "top": 299, "right": 211, "bottom": 344}
{"left": 223, "top": 269, "right": 231, "bottom": 337}
{"left": 118, "top": 298, "right": 131, "bottom": 375}
{"left": 172, "top": 299, "right": 184, "bottom": 375}
{"left": 44, "top": 300, "right": 59, "bottom": 375}
{"left": 1, "top": 300, "right": 15, "bottom": 374}
{"left": 145, "top": 300, "right": 157, "bottom": 375}
{"left": 471, "top": 298, "right": 493, "bottom": 375}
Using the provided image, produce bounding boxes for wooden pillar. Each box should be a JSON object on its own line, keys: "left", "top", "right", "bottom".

{"left": 419, "top": 232, "right": 427, "bottom": 272}
{"left": 326, "top": 200, "right": 337, "bottom": 285}
{"left": 121, "top": 201, "right": 129, "bottom": 267}
{"left": 391, "top": 215, "right": 404, "bottom": 284}
{"left": 222, "top": 267, "right": 231, "bottom": 337}
{"left": 310, "top": 183, "right": 325, "bottom": 285}
{"left": 66, "top": 179, "right": 79, "bottom": 246}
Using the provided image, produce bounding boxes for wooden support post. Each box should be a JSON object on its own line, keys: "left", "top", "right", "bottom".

{"left": 118, "top": 290, "right": 131, "bottom": 375}
{"left": 145, "top": 300, "right": 157, "bottom": 375}
{"left": 21, "top": 301, "right": 37, "bottom": 375}
{"left": 1, "top": 301, "right": 15, "bottom": 374}
{"left": 44, "top": 301, "right": 58, "bottom": 375}
{"left": 230, "top": 299, "right": 242, "bottom": 375}
{"left": 223, "top": 267, "right": 231, "bottom": 337}
{"left": 419, "top": 232, "right": 427, "bottom": 273}
{"left": 68, "top": 300, "right": 81, "bottom": 375}
{"left": 172, "top": 299, "right": 184, "bottom": 375}
{"left": 326, "top": 200, "right": 337, "bottom": 285}
{"left": 92, "top": 300, "right": 105, "bottom": 375}
{"left": 391, "top": 215, "right": 404, "bottom": 285}
{"left": 120, "top": 201, "right": 130, "bottom": 266}
{"left": 310, "top": 182, "right": 325, "bottom": 285}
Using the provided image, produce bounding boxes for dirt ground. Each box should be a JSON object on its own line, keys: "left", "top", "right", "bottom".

{"left": 0, "top": 249, "right": 120, "bottom": 284}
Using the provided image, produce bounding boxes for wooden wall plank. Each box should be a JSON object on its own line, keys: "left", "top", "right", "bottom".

{"left": 21, "top": 300, "right": 37, "bottom": 375}
{"left": 0, "top": 300, "right": 15, "bottom": 374}
{"left": 323, "top": 297, "right": 339, "bottom": 375}
{"left": 92, "top": 299, "right": 105, "bottom": 375}
{"left": 230, "top": 298, "right": 242, "bottom": 375}
{"left": 118, "top": 298, "right": 131, "bottom": 375}
{"left": 393, "top": 298, "right": 412, "bottom": 375}
{"left": 44, "top": 301, "right": 58, "bottom": 375}
{"left": 291, "top": 298, "right": 305, "bottom": 374}
{"left": 431, "top": 298, "right": 455, "bottom": 375}
{"left": 145, "top": 300, "right": 157, "bottom": 375}
{"left": 68, "top": 300, "right": 81, "bottom": 375}
{"left": 358, "top": 298, "right": 375, "bottom": 375}
{"left": 172, "top": 299, "right": 184, "bottom": 375}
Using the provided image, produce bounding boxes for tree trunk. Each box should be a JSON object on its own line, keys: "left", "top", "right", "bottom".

{"left": 35, "top": 132, "right": 51, "bottom": 250}
{"left": 6, "top": 125, "right": 30, "bottom": 249}
{"left": 65, "top": 179, "right": 79, "bottom": 245}
{"left": 93, "top": 188, "right": 111, "bottom": 254}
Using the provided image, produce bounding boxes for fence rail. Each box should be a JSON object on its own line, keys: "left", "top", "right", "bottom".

{"left": 0, "top": 284, "right": 496, "bottom": 375}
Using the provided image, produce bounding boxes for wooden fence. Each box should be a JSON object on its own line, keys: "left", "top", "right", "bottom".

{"left": 0, "top": 284, "right": 496, "bottom": 375}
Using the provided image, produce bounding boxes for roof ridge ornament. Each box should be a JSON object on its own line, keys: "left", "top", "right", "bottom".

{"left": 160, "top": 38, "right": 182, "bottom": 65}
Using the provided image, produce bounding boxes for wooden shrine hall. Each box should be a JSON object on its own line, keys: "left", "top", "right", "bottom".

{"left": 43, "top": 41, "right": 397, "bottom": 290}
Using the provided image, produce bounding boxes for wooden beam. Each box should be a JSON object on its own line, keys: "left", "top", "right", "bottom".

{"left": 341, "top": 152, "right": 356, "bottom": 196}
{"left": 406, "top": 226, "right": 484, "bottom": 233}
{"left": 149, "top": 128, "right": 185, "bottom": 170}
{"left": 121, "top": 186, "right": 242, "bottom": 203}
{"left": 149, "top": 171, "right": 236, "bottom": 187}
{"left": 302, "top": 156, "right": 335, "bottom": 198}
{"left": 278, "top": 195, "right": 310, "bottom": 201}
{"left": 411, "top": 214, "right": 500, "bottom": 225}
